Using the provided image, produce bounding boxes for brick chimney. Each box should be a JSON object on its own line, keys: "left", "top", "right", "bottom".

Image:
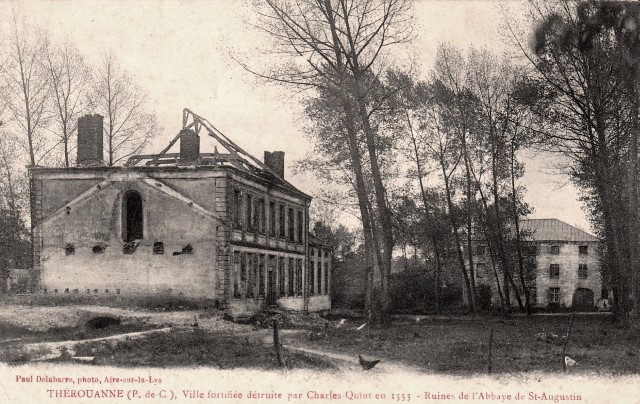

{"left": 264, "top": 151, "right": 285, "bottom": 178}
{"left": 179, "top": 129, "right": 200, "bottom": 164}
{"left": 77, "top": 114, "right": 104, "bottom": 166}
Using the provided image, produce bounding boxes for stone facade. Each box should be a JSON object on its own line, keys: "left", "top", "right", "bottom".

{"left": 29, "top": 112, "right": 333, "bottom": 317}
{"left": 468, "top": 219, "right": 603, "bottom": 310}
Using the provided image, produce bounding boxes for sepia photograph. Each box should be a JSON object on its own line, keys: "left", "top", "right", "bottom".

{"left": 0, "top": 0, "right": 639, "bottom": 402}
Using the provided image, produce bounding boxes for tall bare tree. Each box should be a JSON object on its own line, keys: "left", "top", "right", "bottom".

{"left": 92, "top": 53, "right": 159, "bottom": 166}
{"left": 0, "top": 16, "right": 52, "bottom": 166}
{"left": 252, "top": 0, "right": 413, "bottom": 322}
{"left": 43, "top": 40, "right": 92, "bottom": 167}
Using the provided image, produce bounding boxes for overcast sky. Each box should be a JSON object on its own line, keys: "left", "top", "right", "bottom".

{"left": 3, "top": 0, "right": 590, "bottom": 231}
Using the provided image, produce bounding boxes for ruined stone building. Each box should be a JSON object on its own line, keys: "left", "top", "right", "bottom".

{"left": 468, "top": 219, "right": 604, "bottom": 310}
{"left": 29, "top": 110, "right": 332, "bottom": 317}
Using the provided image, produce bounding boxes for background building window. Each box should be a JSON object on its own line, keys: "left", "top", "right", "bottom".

{"left": 579, "top": 245, "right": 588, "bottom": 255}
{"left": 297, "top": 210, "right": 303, "bottom": 242}
{"left": 476, "top": 263, "right": 487, "bottom": 278}
{"left": 529, "top": 286, "right": 537, "bottom": 305}
{"left": 476, "top": 245, "right": 486, "bottom": 256}
{"left": 548, "top": 287, "right": 560, "bottom": 303}
{"left": 549, "top": 264, "right": 560, "bottom": 279}
{"left": 578, "top": 264, "right": 588, "bottom": 279}
{"left": 550, "top": 245, "right": 560, "bottom": 254}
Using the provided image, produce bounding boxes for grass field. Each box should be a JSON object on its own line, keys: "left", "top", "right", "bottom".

{"left": 286, "top": 314, "right": 639, "bottom": 374}
{"left": 0, "top": 301, "right": 637, "bottom": 375}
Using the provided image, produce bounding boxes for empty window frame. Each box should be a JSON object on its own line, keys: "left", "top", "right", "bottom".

{"left": 279, "top": 205, "right": 286, "bottom": 238}
{"left": 278, "top": 256, "right": 285, "bottom": 296}
{"left": 288, "top": 257, "right": 294, "bottom": 296}
{"left": 476, "top": 245, "right": 486, "bottom": 256}
{"left": 547, "top": 287, "right": 560, "bottom": 304}
{"left": 258, "top": 254, "right": 265, "bottom": 297}
{"left": 255, "top": 198, "right": 265, "bottom": 233}
{"left": 550, "top": 245, "right": 560, "bottom": 255}
{"left": 246, "top": 194, "right": 253, "bottom": 231}
{"left": 269, "top": 202, "right": 276, "bottom": 237}
{"left": 317, "top": 261, "right": 322, "bottom": 295}
{"left": 233, "top": 252, "right": 241, "bottom": 298}
{"left": 123, "top": 190, "right": 143, "bottom": 241}
{"left": 578, "top": 264, "right": 588, "bottom": 279}
{"left": 240, "top": 252, "right": 248, "bottom": 297}
{"left": 233, "top": 190, "right": 242, "bottom": 228}
{"left": 549, "top": 264, "right": 560, "bottom": 279}
{"left": 246, "top": 253, "right": 254, "bottom": 298}
{"left": 296, "top": 259, "right": 303, "bottom": 295}
{"left": 310, "top": 261, "right": 315, "bottom": 295}
{"left": 579, "top": 245, "right": 588, "bottom": 255}
{"left": 324, "top": 262, "right": 329, "bottom": 295}
{"left": 288, "top": 208, "right": 295, "bottom": 242}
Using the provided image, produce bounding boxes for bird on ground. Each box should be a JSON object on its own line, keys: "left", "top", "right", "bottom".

{"left": 336, "top": 319, "right": 346, "bottom": 328}
{"left": 564, "top": 356, "right": 577, "bottom": 367}
{"left": 358, "top": 354, "right": 380, "bottom": 370}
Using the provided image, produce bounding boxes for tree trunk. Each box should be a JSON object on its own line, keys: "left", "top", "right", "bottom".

{"left": 440, "top": 158, "right": 475, "bottom": 313}
{"left": 510, "top": 143, "right": 531, "bottom": 315}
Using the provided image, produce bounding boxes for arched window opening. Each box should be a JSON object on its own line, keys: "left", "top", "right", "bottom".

{"left": 123, "top": 191, "right": 143, "bottom": 242}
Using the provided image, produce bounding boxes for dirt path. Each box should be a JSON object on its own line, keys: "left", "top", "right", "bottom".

{"left": 248, "top": 329, "right": 425, "bottom": 375}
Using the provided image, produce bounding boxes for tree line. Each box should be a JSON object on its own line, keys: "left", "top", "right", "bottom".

{"left": 251, "top": 0, "right": 640, "bottom": 325}
{"left": 0, "top": 14, "right": 159, "bottom": 280}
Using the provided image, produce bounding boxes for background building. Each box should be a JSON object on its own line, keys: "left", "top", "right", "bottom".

{"left": 470, "top": 219, "right": 603, "bottom": 310}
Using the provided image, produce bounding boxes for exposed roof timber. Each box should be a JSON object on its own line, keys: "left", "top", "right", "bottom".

{"left": 132, "top": 109, "right": 282, "bottom": 178}
{"left": 124, "top": 108, "right": 305, "bottom": 196}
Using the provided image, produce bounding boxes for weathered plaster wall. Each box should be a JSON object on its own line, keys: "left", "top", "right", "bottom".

{"left": 37, "top": 177, "right": 220, "bottom": 299}
{"left": 306, "top": 295, "right": 331, "bottom": 312}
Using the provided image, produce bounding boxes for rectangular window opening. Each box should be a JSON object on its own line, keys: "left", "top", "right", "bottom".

{"left": 578, "top": 264, "right": 588, "bottom": 279}
{"left": 269, "top": 202, "right": 276, "bottom": 237}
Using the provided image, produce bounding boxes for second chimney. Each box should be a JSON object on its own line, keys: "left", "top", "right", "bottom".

{"left": 264, "top": 151, "right": 285, "bottom": 178}
{"left": 77, "top": 114, "right": 104, "bottom": 166}
{"left": 179, "top": 129, "right": 200, "bottom": 164}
